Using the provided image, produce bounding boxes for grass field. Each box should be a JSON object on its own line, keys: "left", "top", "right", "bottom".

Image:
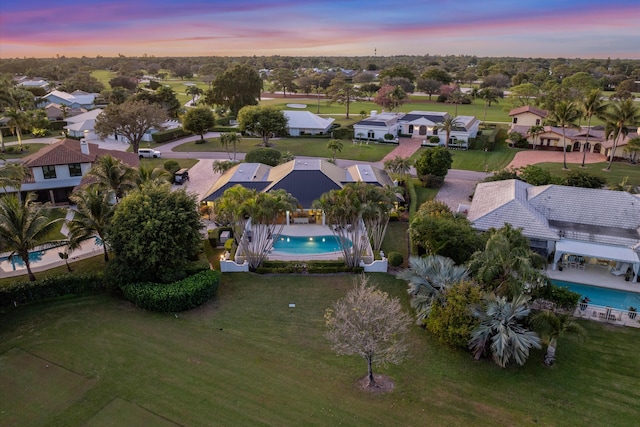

{"left": 535, "top": 161, "right": 640, "bottom": 188}
{"left": 1, "top": 274, "right": 639, "bottom": 426}
{"left": 172, "top": 137, "right": 396, "bottom": 162}
{"left": 1, "top": 143, "right": 50, "bottom": 159}
{"left": 90, "top": 70, "right": 115, "bottom": 90}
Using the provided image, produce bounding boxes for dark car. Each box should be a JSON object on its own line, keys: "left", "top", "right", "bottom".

{"left": 174, "top": 168, "right": 190, "bottom": 185}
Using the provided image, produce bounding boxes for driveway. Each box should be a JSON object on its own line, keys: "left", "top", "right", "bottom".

{"left": 435, "top": 169, "right": 489, "bottom": 212}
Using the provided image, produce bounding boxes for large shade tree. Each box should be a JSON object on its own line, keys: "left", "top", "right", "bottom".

{"left": 205, "top": 63, "right": 262, "bottom": 114}
{"left": 182, "top": 106, "right": 215, "bottom": 140}
{"left": 94, "top": 100, "right": 167, "bottom": 153}
{"left": 0, "top": 193, "right": 63, "bottom": 281}
{"left": 237, "top": 105, "right": 288, "bottom": 147}
{"left": 326, "top": 75, "right": 359, "bottom": 119}
{"left": 469, "top": 293, "right": 541, "bottom": 368}
{"left": 325, "top": 274, "right": 411, "bottom": 388}
{"left": 106, "top": 183, "right": 202, "bottom": 285}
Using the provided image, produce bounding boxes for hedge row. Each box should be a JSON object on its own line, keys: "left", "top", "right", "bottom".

{"left": 152, "top": 128, "right": 191, "bottom": 143}
{"left": 256, "top": 261, "right": 364, "bottom": 274}
{"left": 531, "top": 283, "right": 581, "bottom": 310}
{"left": 121, "top": 270, "right": 221, "bottom": 312}
{"left": 407, "top": 179, "right": 418, "bottom": 218}
{"left": 0, "top": 272, "right": 105, "bottom": 307}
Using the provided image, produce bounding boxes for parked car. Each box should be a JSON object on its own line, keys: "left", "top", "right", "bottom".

{"left": 174, "top": 168, "right": 190, "bottom": 185}
{"left": 138, "top": 148, "right": 161, "bottom": 158}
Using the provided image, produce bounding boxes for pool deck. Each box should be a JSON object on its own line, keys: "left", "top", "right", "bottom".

{"left": 546, "top": 264, "right": 640, "bottom": 294}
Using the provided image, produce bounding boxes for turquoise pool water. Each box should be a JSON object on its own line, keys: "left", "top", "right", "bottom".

{"left": 552, "top": 280, "right": 640, "bottom": 310}
{"left": 0, "top": 250, "right": 45, "bottom": 270}
{"left": 272, "top": 235, "right": 350, "bottom": 255}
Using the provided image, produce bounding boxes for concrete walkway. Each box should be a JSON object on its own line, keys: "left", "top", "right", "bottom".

{"left": 380, "top": 137, "right": 423, "bottom": 164}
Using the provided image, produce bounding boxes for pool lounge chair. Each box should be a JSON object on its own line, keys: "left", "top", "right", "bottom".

{"left": 611, "top": 263, "right": 630, "bottom": 276}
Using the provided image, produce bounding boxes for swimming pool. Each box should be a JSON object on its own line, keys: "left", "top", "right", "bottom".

{"left": 0, "top": 250, "right": 46, "bottom": 271}
{"left": 552, "top": 280, "right": 640, "bottom": 310}
{"left": 272, "top": 235, "right": 350, "bottom": 255}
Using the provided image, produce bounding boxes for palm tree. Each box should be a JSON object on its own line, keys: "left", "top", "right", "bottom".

{"left": 580, "top": 89, "right": 607, "bottom": 167}
{"left": 449, "top": 88, "right": 464, "bottom": 117}
{"left": 479, "top": 87, "right": 500, "bottom": 123}
{"left": 185, "top": 86, "right": 203, "bottom": 106}
{"left": 67, "top": 186, "right": 115, "bottom": 262}
{"left": 527, "top": 125, "right": 545, "bottom": 150}
{"left": 435, "top": 116, "right": 463, "bottom": 149}
{"left": 134, "top": 165, "right": 171, "bottom": 187}
{"left": 57, "top": 233, "right": 83, "bottom": 272}
{"left": 87, "top": 155, "right": 136, "bottom": 201}
{"left": 390, "top": 85, "right": 407, "bottom": 111}
{"left": 361, "top": 185, "right": 395, "bottom": 253}
{"left": 212, "top": 160, "right": 239, "bottom": 174}
{"left": 468, "top": 224, "right": 547, "bottom": 298}
{"left": 327, "top": 139, "right": 343, "bottom": 162}
{"left": 530, "top": 311, "right": 586, "bottom": 365}
{"left": 0, "top": 160, "right": 26, "bottom": 190}
{"left": 623, "top": 136, "right": 640, "bottom": 164}
{"left": 546, "top": 101, "right": 580, "bottom": 170}
{"left": 397, "top": 255, "right": 469, "bottom": 324}
{"left": 0, "top": 193, "right": 64, "bottom": 281}
{"left": 219, "top": 132, "right": 242, "bottom": 161}
{"left": 383, "top": 155, "right": 413, "bottom": 184}
{"left": 603, "top": 99, "right": 640, "bottom": 171}
{"left": 4, "top": 107, "right": 30, "bottom": 151}
{"left": 469, "top": 293, "right": 542, "bottom": 367}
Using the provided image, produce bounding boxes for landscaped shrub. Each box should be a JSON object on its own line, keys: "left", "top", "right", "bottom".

{"left": 245, "top": 147, "right": 282, "bottom": 166}
{"left": 47, "top": 121, "right": 67, "bottom": 131}
{"left": 331, "top": 127, "right": 353, "bottom": 140}
{"left": 163, "top": 160, "right": 180, "bottom": 175}
{"left": 255, "top": 260, "right": 364, "bottom": 274}
{"left": 388, "top": 251, "right": 403, "bottom": 267}
{"left": 151, "top": 128, "right": 191, "bottom": 143}
{"left": 531, "top": 283, "right": 581, "bottom": 310}
{"left": 429, "top": 135, "right": 440, "bottom": 144}
{"left": 121, "top": 270, "right": 221, "bottom": 312}
{"left": 384, "top": 133, "right": 394, "bottom": 140}
{"left": 0, "top": 272, "right": 105, "bottom": 307}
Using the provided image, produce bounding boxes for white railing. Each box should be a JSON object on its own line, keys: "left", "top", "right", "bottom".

{"left": 573, "top": 303, "right": 640, "bottom": 328}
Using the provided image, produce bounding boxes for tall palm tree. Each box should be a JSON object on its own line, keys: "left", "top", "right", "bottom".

{"left": 580, "top": 89, "right": 607, "bottom": 167}
{"left": 67, "top": 186, "right": 115, "bottom": 262}
{"left": 527, "top": 125, "right": 545, "bottom": 150}
{"left": 219, "top": 132, "right": 242, "bottom": 161}
{"left": 361, "top": 185, "right": 395, "bottom": 253}
{"left": 479, "top": 87, "right": 500, "bottom": 124}
{"left": 449, "top": 88, "right": 464, "bottom": 117}
{"left": 327, "top": 139, "right": 343, "bottom": 162}
{"left": 397, "top": 255, "right": 469, "bottom": 324}
{"left": 468, "top": 224, "right": 547, "bottom": 298}
{"left": 623, "top": 136, "right": 640, "bottom": 164}
{"left": 4, "top": 107, "right": 30, "bottom": 151}
{"left": 87, "top": 155, "right": 136, "bottom": 201}
{"left": 185, "top": 86, "right": 203, "bottom": 106}
{"left": 383, "top": 155, "right": 413, "bottom": 185}
{"left": 435, "top": 116, "right": 463, "bottom": 149}
{"left": 0, "top": 160, "right": 26, "bottom": 190}
{"left": 469, "top": 293, "right": 542, "bottom": 367}
{"left": 0, "top": 193, "right": 64, "bottom": 281}
{"left": 603, "top": 99, "right": 640, "bottom": 171}
{"left": 530, "top": 311, "right": 586, "bottom": 365}
{"left": 546, "top": 101, "right": 581, "bottom": 169}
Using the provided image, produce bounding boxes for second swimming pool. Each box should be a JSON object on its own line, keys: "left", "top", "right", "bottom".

{"left": 272, "top": 235, "right": 351, "bottom": 255}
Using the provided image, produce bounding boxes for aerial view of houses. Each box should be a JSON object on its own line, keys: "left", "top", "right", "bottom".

{"left": 0, "top": 0, "right": 639, "bottom": 425}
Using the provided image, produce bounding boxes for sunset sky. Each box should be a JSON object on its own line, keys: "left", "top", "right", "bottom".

{"left": 1, "top": 0, "right": 639, "bottom": 59}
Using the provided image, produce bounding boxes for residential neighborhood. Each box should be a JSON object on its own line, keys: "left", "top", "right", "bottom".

{"left": 1, "top": 45, "right": 640, "bottom": 426}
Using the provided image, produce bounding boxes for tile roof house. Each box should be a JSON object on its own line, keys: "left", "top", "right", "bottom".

{"left": 202, "top": 159, "right": 395, "bottom": 212}
{"left": 508, "top": 105, "right": 548, "bottom": 128}
{"left": 282, "top": 111, "right": 335, "bottom": 136}
{"left": 468, "top": 179, "right": 640, "bottom": 281}
{"left": 10, "top": 138, "right": 139, "bottom": 204}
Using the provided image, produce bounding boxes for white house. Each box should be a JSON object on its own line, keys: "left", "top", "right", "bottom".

{"left": 353, "top": 110, "right": 479, "bottom": 146}
{"left": 12, "top": 138, "right": 139, "bottom": 204}
{"left": 64, "top": 109, "right": 181, "bottom": 142}
{"left": 42, "top": 90, "right": 97, "bottom": 109}
{"left": 467, "top": 179, "right": 640, "bottom": 282}
{"left": 352, "top": 111, "right": 401, "bottom": 141}
{"left": 283, "top": 110, "right": 334, "bottom": 136}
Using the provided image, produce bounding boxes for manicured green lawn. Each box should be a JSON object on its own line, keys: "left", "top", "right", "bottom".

{"left": 90, "top": 70, "right": 116, "bottom": 89}
{"left": 535, "top": 162, "right": 640, "bottom": 188}
{"left": 138, "top": 158, "right": 199, "bottom": 170}
{"left": 381, "top": 221, "right": 409, "bottom": 264}
{"left": 1, "top": 143, "right": 50, "bottom": 159}
{"left": 260, "top": 97, "right": 512, "bottom": 123}
{"left": 1, "top": 274, "right": 639, "bottom": 426}
{"left": 172, "top": 137, "right": 396, "bottom": 162}
{"left": 0, "top": 254, "right": 108, "bottom": 287}
{"left": 410, "top": 140, "right": 520, "bottom": 173}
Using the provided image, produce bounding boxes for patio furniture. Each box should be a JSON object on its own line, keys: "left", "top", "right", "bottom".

{"left": 611, "top": 263, "right": 630, "bottom": 276}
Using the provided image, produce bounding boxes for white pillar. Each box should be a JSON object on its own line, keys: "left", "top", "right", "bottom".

{"left": 286, "top": 211, "right": 290, "bottom": 225}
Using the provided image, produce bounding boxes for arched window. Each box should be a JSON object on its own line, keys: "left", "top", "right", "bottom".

{"left": 419, "top": 125, "right": 427, "bottom": 135}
